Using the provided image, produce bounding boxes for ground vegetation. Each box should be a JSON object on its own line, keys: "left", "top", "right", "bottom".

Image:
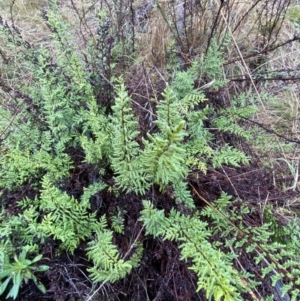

{"left": 0, "top": 0, "right": 300, "bottom": 300}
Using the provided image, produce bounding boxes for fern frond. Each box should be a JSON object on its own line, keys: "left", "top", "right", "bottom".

{"left": 140, "top": 201, "right": 244, "bottom": 300}
{"left": 141, "top": 121, "right": 187, "bottom": 188}
{"left": 37, "top": 176, "right": 99, "bottom": 253}
{"left": 110, "top": 78, "right": 149, "bottom": 194}
{"left": 87, "top": 220, "right": 143, "bottom": 283}
{"left": 155, "top": 84, "right": 183, "bottom": 130}
{"left": 212, "top": 145, "right": 250, "bottom": 168}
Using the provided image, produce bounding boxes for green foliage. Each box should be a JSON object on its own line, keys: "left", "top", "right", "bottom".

{"left": 108, "top": 70, "right": 250, "bottom": 207}
{"left": 140, "top": 200, "right": 244, "bottom": 301}
{"left": 80, "top": 98, "right": 110, "bottom": 165}
{"left": 0, "top": 4, "right": 94, "bottom": 191}
{"left": 212, "top": 145, "right": 249, "bottom": 168}
{"left": 200, "top": 39, "right": 228, "bottom": 89}
{"left": 286, "top": 5, "right": 300, "bottom": 26}
{"left": 81, "top": 182, "right": 107, "bottom": 204}
{"left": 201, "top": 193, "right": 300, "bottom": 300}
{"left": 0, "top": 3, "right": 284, "bottom": 299}
{"left": 86, "top": 216, "right": 143, "bottom": 283}
{"left": 110, "top": 78, "right": 147, "bottom": 194}
{"left": 141, "top": 121, "right": 187, "bottom": 187}
{"left": 0, "top": 246, "right": 48, "bottom": 300}
{"left": 212, "top": 92, "right": 257, "bottom": 140}
{"left": 110, "top": 207, "right": 125, "bottom": 234}
{"left": 0, "top": 204, "right": 44, "bottom": 249}
{"left": 0, "top": 147, "right": 72, "bottom": 190}
{"left": 36, "top": 176, "right": 101, "bottom": 253}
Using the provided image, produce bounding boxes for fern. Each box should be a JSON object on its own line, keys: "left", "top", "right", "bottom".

{"left": 213, "top": 92, "right": 257, "bottom": 140}
{"left": 81, "top": 182, "right": 107, "bottom": 204}
{"left": 200, "top": 39, "right": 228, "bottom": 89}
{"left": 80, "top": 97, "right": 110, "bottom": 164}
{"left": 109, "top": 69, "right": 250, "bottom": 206}
{"left": 201, "top": 193, "right": 300, "bottom": 300}
{"left": 141, "top": 121, "right": 187, "bottom": 187}
{"left": 110, "top": 207, "right": 125, "bottom": 234}
{"left": 0, "top": 207, "right": 42, "bottom": 251}
{"left": 212, "top": 145, "right": 250, "bottom": 168}
{"left": 0, "top": 8, "right": 280, "bottom": 300}
{"left": 155, "top": 84, "right": 183, "bottom": 128}
{"left": 36, "top": 176, "right": 100, "bottom": 253}
{"left": 140, "top": 200, "right": 244, "bottom": 301}
{"left": 110, "top": 78, "right": 148, "bottom": 194}
{"left": 0, "top": 147, "right": 72, "bottom": 190}
{"left": 87, "top": 216, "right": 143, "bottom": 283}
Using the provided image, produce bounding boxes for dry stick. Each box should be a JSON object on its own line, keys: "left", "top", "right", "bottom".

{"left": 153, "top": 260, "right": 176, "bottom": 301}
{"left": 70, "top": 0, "right": 95, "bottom": 44}
{"left": 219, "top": 165, "right": 240, "bottom": 198}
{"left": 216, "top": 0, "right": 267, "bottom": 113}
{"left": 225, "top": 35, "right": 300, "bottom": 66}
{"left": 232, "top": 0, "right": 262, "bottom": 33}
{"left": 63, "top": 266, "right": 82, "bottom": 297}
{"left": 122, "top": 224, "right": 145, "bottom": 261}
{"left": 240, "top": 117, "right": 300, "bottom": 145}
{"left": 0, "top": 106, "right": 21, "bottom": 141}
{"left": 86, "top": 278, "right": 110, "bottom": 301}
{"left": 229, "top": 246, "right": 262, "bottom": 301}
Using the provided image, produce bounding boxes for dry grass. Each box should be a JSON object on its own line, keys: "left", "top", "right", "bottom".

{"left": 0, "top": 0, "right": 49, "bottom": 42}
{"left": 247, "top": 2, "right": 300, "bottom": 192}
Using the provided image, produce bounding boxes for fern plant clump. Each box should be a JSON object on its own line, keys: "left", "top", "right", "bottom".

{"left": 0, "top": 0, "right": 299, "bottom": 300}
